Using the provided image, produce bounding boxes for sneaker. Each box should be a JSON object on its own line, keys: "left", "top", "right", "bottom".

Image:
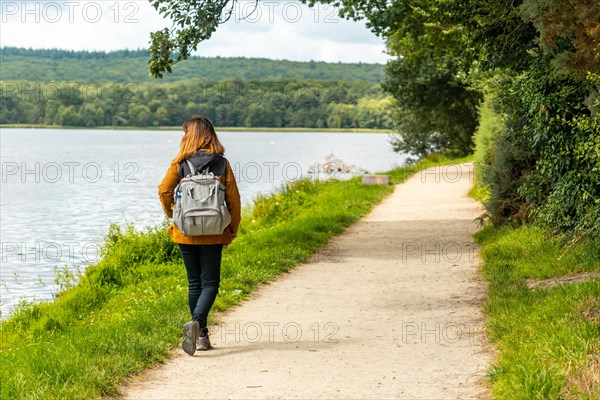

{"left": 197, "top": 334, "right": 212, "bottom": 351}
{"left": 182, "top": 320, "right": 200, "bottom": 356}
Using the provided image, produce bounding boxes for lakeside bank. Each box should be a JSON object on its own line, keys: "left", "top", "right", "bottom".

{"left": 0, "top": 128, "right": 404, "bottom": 318}
{"left": 0, "top": 155, "right": 465, "bottom": 399}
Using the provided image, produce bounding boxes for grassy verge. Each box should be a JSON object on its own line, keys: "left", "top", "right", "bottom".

{"left": 468, "top": 183, "right": 490, "bottom": 203}
{"left": 0, "top": 155, "right": 463, "bottom": 399}
{"left": 476, "top": 225, "right": 600, "bottom": 399}
{"left": 0, "top": 124, "right": 394, "bottom": 133}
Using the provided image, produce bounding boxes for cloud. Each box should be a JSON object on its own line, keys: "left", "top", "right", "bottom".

{"left": 0, "top": 0, "right": 391, "bottom": 63}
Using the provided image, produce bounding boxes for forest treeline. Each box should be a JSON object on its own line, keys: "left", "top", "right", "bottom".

{"left": 0, "top": 48, "right": 384, "bottom": 83}
{"left": 0, "top": 78, "right": 396, "bottom": 129}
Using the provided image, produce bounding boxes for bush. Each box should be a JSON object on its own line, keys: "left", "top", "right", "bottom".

{"left": 480, "top": 59, "right": 600, "bottom": 240}
{"left": 484, "top": 115, "right": 536, "bottom": 225}
{"left": 473, "top": 92, "right": 505, "bottom": 189}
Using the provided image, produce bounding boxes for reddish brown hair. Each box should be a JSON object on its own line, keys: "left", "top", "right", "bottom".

{"left": 174, "top": 115, "right": 224, "bottom": 163}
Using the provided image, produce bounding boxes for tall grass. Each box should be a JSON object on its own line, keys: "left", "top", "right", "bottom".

{"left": 0, "top": 155, "right": 464, "bottom": 399}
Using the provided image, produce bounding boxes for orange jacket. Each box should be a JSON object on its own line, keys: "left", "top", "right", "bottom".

{"left": 158, "top": 157, "right": 241, "bottom": 244}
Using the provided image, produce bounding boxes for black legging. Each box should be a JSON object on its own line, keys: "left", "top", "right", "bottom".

{"left": 178, "top": 243, "right": 223, "bottom": 334}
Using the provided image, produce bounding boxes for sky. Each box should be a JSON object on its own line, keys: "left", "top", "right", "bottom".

{"left": 0, "top": 0, "right": 391, "bottom": 63}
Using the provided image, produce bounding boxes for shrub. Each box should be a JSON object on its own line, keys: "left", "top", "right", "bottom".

{"left": 473, "top": 92, "right": 505, "bottom": 189}
{"left": 480, "top": 59, "right": 600, "bottom": 240}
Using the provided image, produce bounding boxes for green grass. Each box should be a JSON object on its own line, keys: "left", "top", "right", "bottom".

{"left": 476, "top": 225, "right": 600, "bottom": 399}
{"left": 0, "top": 155, "right": 464, "bottom": 399}
{"left": 468, "top": 183, "right": 490, "bottom": 203}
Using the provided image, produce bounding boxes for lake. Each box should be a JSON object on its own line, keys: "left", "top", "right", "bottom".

{"left": 0, "top": 128, "right": 407, "bottom": 317}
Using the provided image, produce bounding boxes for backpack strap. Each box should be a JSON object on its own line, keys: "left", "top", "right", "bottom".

{"left": 200, "top": 159, "right": 215, "bottom": 174}
{"left": 185, "top": 159, "right": 199, "bottom": 176}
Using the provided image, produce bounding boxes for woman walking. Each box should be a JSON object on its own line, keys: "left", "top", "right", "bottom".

{"left": 158, "top": 115, "right": 241, "bottom": 356}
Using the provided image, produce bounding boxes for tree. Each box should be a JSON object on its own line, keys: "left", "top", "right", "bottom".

{"left": 81, "top": 103, "right": 103, "bottom": 127}
{"left": 244, "top": 103, "right": 271, "bottom": 127}
{"left": 128, "top": 104, "right": 152, "bottom": 127}
{"left": 519, "top": 0, "right": 600, "bottom": 74}
{"left": 148, "top": 0, "right": 223, "bottom": 78}
{"left": 383, "top": 53, "right": 481, "bottom": 156}
{"left": 57, "top": 105, "right": 82, "bottom": 126}
{"left": 154, "top": 106, "right": 171, "bottom": 126}
{"left": 326, "top": 0, "right": 481, "bottom": 155}
{"left": 42, "top": 101, "right": 61, "bottom": 125}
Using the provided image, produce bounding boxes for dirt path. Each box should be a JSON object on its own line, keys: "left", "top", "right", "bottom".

{"left": 121, "top": 162, "right": 492, "bottom": 399}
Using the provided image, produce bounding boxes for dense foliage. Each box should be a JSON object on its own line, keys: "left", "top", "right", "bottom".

{"left": 462, "top": 2, "right": 600, "bottom": 240}
{"left": 0, "top": 47, "right": 384, "bottom": 83}
{"left": 486, "top": 64, "right": 599, "bottom": 239}
{"left": 302, "top": 0, "right": 600, "bottom": 240}
{"left": 0, "top": 78, "right": 396, "bottom": 129}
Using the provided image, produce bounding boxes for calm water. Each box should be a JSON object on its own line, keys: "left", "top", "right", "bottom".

{"left": 0, "top": 128, "right": 406, "bottom": 317}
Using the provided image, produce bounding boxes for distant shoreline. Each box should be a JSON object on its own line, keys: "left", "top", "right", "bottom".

{"left": 0, "top": 124, "right": 395, "bottom": 134}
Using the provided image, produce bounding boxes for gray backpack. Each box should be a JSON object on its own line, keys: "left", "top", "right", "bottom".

{"left": 173, "top": 159, "right": 232, "bottom": 236}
